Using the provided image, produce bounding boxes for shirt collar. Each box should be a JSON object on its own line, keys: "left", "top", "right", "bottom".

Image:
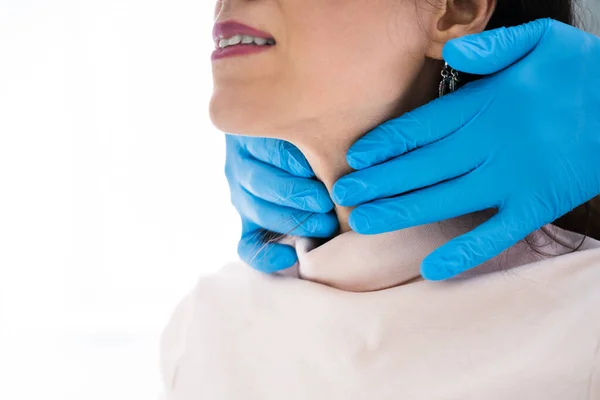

{"left": 288, "top": 212, "right": 600, "bottom": 292}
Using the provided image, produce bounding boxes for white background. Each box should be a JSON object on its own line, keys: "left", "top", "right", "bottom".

{"left": 0, "top": 1, "right": 599, "bottom": 399}
{"left": 0, "top": 1, "right": 237, "bottom": 399}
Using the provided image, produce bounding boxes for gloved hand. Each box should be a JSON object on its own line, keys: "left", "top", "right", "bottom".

{"left": 225, "top": 135, "right": 338, "bottom": 273}
{"left": 332, "top": 19, "right": 600, "bottom": 280}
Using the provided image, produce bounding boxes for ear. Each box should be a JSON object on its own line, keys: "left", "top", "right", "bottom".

{"left": 425, "top": 0, "right": 497, "bottom": 59}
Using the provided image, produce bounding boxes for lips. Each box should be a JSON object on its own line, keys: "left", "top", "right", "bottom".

{"left": 212, "top": 20, "right": 275, "bottom": 46}
{"left": 212, "top": 20, "right": 276, "bottom": 61}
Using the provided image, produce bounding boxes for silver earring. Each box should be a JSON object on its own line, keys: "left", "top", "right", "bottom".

{"left": 438, "top": 62, "right": 459, "bottom": 97}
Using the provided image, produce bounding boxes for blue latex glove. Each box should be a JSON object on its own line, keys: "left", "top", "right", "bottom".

{"left": 332, "top": 19, "right": 600, "bottom": 280}
{"left": 225, "top": 135, "right": 338, "bottom": 273}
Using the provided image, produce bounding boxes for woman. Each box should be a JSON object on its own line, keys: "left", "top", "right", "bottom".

{"left": 224, "top": 4, "right": 600, "bottom": 280}
{"left": 161, "top": 0, "right": 600, "bottom": 398}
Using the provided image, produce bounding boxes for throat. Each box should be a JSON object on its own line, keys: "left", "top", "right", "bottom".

{"left": 296, "top": 141, "right": 355, "bottom": 234}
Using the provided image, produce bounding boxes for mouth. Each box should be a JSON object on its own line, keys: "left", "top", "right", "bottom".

{"left": 212, "top": 20, "right": 276, "bottom": 61}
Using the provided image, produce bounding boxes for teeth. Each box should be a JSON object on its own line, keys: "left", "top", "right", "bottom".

{"left": 228, "top": 34, "right": 242, "bottom": 45}
{"left": 241, "top": 35, "right": 254, "bottom": 44}
{"left": 218, "top": 35, "right": 275, "bottom": 49}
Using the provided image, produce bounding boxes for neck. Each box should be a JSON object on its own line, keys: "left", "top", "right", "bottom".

{"left": 287, "top": 110, "right": 397, "bottom": 233}
{"left": 281, "top": 59, "right": 441, "bottom": 233}
{"left": 297, "top": 134, "right": 355, "bottom": 233}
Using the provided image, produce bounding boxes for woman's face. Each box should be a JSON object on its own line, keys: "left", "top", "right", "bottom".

{"left": 210, "top": 0, "right": 441, "bottom": 139}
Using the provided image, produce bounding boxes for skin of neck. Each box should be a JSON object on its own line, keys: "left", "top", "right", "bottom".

{"left": 295, "top": 128, "right": 358, "bottom": 233}
{"left": 288, "top": 109, "right": 406, "bottom": 233}
{"left": 283, "top": 62, "right": 439, "bottom": 234}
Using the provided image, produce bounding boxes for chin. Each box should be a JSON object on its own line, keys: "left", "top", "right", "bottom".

{"left": 209, "top": 98, "right": 248, "bottom": 135}
{"left": 209, "top": 89, "right": 283, "bottom": 137}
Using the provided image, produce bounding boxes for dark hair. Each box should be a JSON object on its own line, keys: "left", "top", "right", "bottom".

{"left": 257, "top": 0, "right": 600, "bottom": 252}
{"left": 487, "top": 0, "right": 576, "bottom": 29}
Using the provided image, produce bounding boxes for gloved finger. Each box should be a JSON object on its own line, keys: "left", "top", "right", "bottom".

{"left": 420, "top": 203, "right": 541, "bottom": 280}
{"left": 333, "top": 133, "right": 484, "bottom": 207}
{"left": 349, "top": 170, "right": 496, "bottom": 235}
{"left": 235, "top": 135, "right": 314, "bottom": 178}
{"left": 346, "top": 81, "right": 488, "bottom": 170}
{"left": 238, "top": 227, "right": 298, "bottom": 273}
{"left": 443, "top": 18, "right": 551, "bottom": 75}
{"left": 231, "top": 183, "right": 339, "bottom": 238}
{"left": 234, "top": 152, "right": 334, "bottom": 213}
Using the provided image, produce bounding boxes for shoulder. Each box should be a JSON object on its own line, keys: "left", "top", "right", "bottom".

{"left": 472, "top": 247, "right": 600, "bottom": 332}
{"left": 158, "top": 261, "right": 329, "bottom": 350}
{"left": 159, "top": 261, "right": 250, "bottom": 393}
{"left": 159, "top": 261, "right": 340, "bottom": 396}
{"left": 520, "top": 247, "right": 600, "bottom": 291}
{"left": 468, "top": 247, "right": 600, "bottom": 306}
